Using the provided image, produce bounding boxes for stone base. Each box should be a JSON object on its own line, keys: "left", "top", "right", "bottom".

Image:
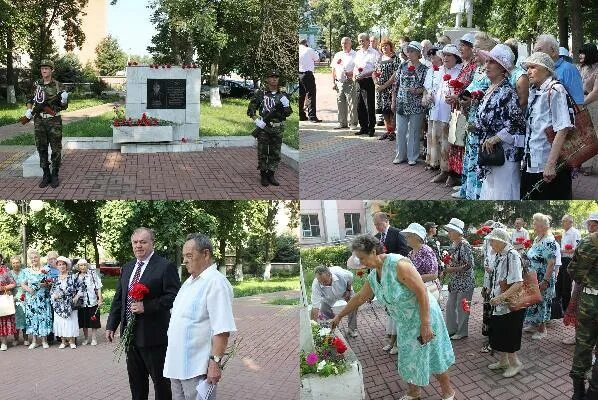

{"left": 442, "top": 27, "right": 478, "bottom": 44}
{"left": 63, "top": 137, "right": 120, "bottom": 150}
{"left": 112, "top": 125, "right": 174, "bottom": 144}
{"left": 120, "top": 142, "right": 204, "bottom": 153}
{"left": 22, "top": 152, "right": 43, "bottom": 177}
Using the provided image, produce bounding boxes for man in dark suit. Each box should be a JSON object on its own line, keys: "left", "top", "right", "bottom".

{"left": 106, "top": 227, "right": 181, "bottom": 400}
{"left": 373, "top": 212, "right": 410, "bottom": 256}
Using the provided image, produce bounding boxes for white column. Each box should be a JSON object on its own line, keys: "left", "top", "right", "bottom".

{"left": 322, "top": 200, "right": 340, "bottom": 243}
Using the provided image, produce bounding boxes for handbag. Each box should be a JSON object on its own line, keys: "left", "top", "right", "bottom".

{"left": 545, "top": 81, "right": 598, "bottom": 168}
{"left": 0, "top": 291, "right": 16, "bottom": 317}
{"left": 478, "top": 142, "right": 505, "bottom": 166}
{"left": 496, "top": 250, "right": 542, "bottom": 312}
{"left": 448, "top": 109, "right": 467, "bottom": 147}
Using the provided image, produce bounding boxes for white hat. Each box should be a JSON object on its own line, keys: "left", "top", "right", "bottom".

{"left": 460, "top": 33, "right": 476, "bottom": 45}
{"left": 441, "top": 44, "right": 462, "bottom": 59}
{"left": 559, "top": 47, "right": 570, "bottom": 57}
{"left": 485, "top": 228, "right": 511, "bottom": 244}
{"left": 479, "top": 44, "right": 515, "bottom": 72}
{"left": 77, "top": 258, "right": 88, "bottom": 265}
{"left": 402, "top": 223, "right": 427, "bottom": 241}
{"left": 586, "top": 212, "right": 598, "bottom": 223}
{"left": 444, "top": 218, "right": 465, "bottom": 235}
{"left": 56, "top": 256, "right": 72, "bottom": 269}
{"left": 407, "top": 41, "right": 422, "bottom": 53}
{"left": 522, "top": 52, "right": 555, "bottom": 75}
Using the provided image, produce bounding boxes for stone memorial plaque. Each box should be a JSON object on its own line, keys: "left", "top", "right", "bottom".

{"left": 146, "top": 79, "right": 186, "bottom": 109}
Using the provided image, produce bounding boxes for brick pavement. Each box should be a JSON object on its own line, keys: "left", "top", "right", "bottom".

{"left": 0, "top": 148, "right": 298, "bottom": 199}
{"left": 335, "top": 289, "right": 576, "bottom": 400}
{"left": 299, "top": 72, "right": 598, "bottom": 200}
{"left": 0, "top": 291, "right": 300, "bottom": 400}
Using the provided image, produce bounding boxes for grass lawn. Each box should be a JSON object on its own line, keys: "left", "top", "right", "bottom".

{"left": 0, "top": 111, "right": 115, "bottom": 145}
{"left": 201, "top": 98, "right": 299, "bottom": 149}
{"left": 0, "top": 97, "right": 117, "bottom": 127}
{"left": 266, "top": 298, "right": 300, "bottom": 306}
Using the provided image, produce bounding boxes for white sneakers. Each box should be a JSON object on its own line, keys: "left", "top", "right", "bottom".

{"left": 0, "top": 343, "right": 7, "bottom": 351}
{"left": 397, "top": 395, "right": 420, "bottom": 400}
{"left": 382, "top": 344, "right": 393, "bottom": 351}
{"left": 389, "top": 346, "right": 398, "bottom": 355}
{"left": 58, "top": 343, "right": 66, "bottom": 349}
{"left": 70, "top": 343, "right": 77, "bottom": 349}
{"left": 450, "top": 334, "right": 466, "bottom": 340}
{"left": 28, "top": 342, "right": 39, "bottom": 350}
{"left": 23, "top": 340, "right": 29, "bottom": 346}
{"left": 91, "top": 338, "right": 98, "bottom": 346}
{"left": 42, "top": 342, "right": 49, "bottom": 349}
{"left": 82, "top": 339, "right": 89, "bottom": 345}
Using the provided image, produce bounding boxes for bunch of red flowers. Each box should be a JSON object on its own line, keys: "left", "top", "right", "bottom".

{"left": 181, "top": 64, "right": 199, "bottom": 69}
{"left": 114, "top": 283, "right": 150, "bottom": 362}
{"left": 443, "top": 74, "right": 451, "bottom": 81}
{"left": 448, "top": 79, "right": 464, "bottom": 89}
{"left": 461, "top": 298, "right": 471, "bottom": 313}
{"left": 476, "top": 225, "right": 492, "bottom": 236}
{"left": 331, "top": 337, "right": 347, "bottom": 354}
{"left": 442, "top": 254, "right": 452, "bottom": 265}
{"left": 564, "top": 244, "right": 574, "bottom": 251}
{"left": 407, "top": 65, "right": 416, "bottom": 72}
{"left": 515, "top": 237, "right": 526, "bottom": 244}
{"left": 433, "top": 65, "right": 439, "bottom": 71}
{"left": 113, "top": 113, "right": 160, "bottom": 127}
{"left": 470, "top": 90, "right": 484, "bottom": 99}
{"left": 472, "top": 239, "right": 482, "bottom": 246}
{"left": 523, "top": 239, "right": 533, "bottom": 249}
{"left": 149, "top": 64, "right": 172, "bottom": 69}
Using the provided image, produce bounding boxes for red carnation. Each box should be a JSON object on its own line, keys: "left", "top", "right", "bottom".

{"left": 408, "top": 65, "right": 416, "bottom": 72}
{"left": 482, "top": 226, "right": 492, "bottom": 233}
{"left": 476, "top": 229, "right": 484, "bottom": 236}
{"left": 358, "top": 67, "right": 363, "bottom": 73}
{"left": 91, "top": 315, "right": 97, "bottom": 321}
{"left": 524, "top": 239, "right": 533, "bottom": 249}
{"left": 332, "top": 337, "right": 347, "bottom": 354}
{"left": 448, "top": 79, "right": 462, "bottom": 88}
{"left": 443, "top": 74, "right": 451, "bottom": 81}
{"left": 356, "top": 270, "right": 364, "bottom": 277}
{"left": 461, "top": 298, "right": 471, "bottom": 313}
{"left": 433, "top": 65, "right": 439, "bottom": 71}
{"left": 565, "top": 244, "right": 573, "bottom": 250}
{"left": 472, "top": 239, "right": 482, "bottom": 246}
{"left": 20, "top": 293, "right": 25, "bottom": 302}
{"left": 337, "top": 59, "right": 342, "bottom": 65}
{"left": 129, "top": 283, "right": 149, "bottom": 301}
{"left": 442, "top": 254, "right": 452, "bottom": 265}
{"left": 516, "top": 237, "right": 525, "bottom": 244}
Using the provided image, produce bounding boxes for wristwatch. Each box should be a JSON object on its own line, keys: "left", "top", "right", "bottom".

{"left": 209, "top": 355, "right": 223, "bottom": 368}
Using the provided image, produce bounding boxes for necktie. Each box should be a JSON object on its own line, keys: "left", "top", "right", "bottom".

{"left": 125, "top": 260, "right": 143, "bottom": 324}
{"left": 380, "top": 231, "right": 386, "bottom": 245}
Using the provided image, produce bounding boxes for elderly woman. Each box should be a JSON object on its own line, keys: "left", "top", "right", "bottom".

{"left": 332, "top": 234, "right": 456, "bottom": 400}
{"left": 373, "top": 38, "right": 400, "bottom": 141}
{"left": 579, "top": 43, "right": 598, "bottom": 175}
{"left": 9, "top": 256, "right": 28, "bottom": 346}
{"left": 442, "top": 218, "right": 475, "bottom": 340}
{"left": 74, "top": 259, "right": 102, "bottom": 346}
{"left": 0, "top": 262, "right": 17, "bottom": 351}
{"left": 429, "top": 44, "right": 463, "bottom": 185}
{"left": 389, "top": 41, "right": 428, "bottom": 166}
{"left": 521, "top": 52, "right": 575, "bottom": 200}
{"left": 423, "top": 48, "right": 444, "bottom": 171}
{"left": 484, "top": 228, "right": 525, "bottom": 378}
{"left": 21, "top": 249, "right": 53, "bottom": 349}
{"left": 475, "top": 44, "right": 526, "bottom": 200}
{"left": 523, "top": 213, "right": 558, "bottom": 339}
{"left": 51, "top": 256, "right": 81, "bottom": 349}
{"left": 402, "top": 223, "right": 441, "bottom": 300}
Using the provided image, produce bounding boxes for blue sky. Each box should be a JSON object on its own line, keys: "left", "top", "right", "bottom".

{"left": 107, "top": 0, "right": 157, "bottom": 56}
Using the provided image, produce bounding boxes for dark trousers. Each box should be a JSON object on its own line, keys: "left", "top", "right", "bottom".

{"left": 299, "top": 71, "right": 317, "bottom": 119}
{"left": 127, "top": 344, "right": 172, "bottom": 400}
{"left": 357, "top": 77, "right": 376, "bottom": 134}
{"left": 520, "top": 167, "right": 572, "bottom": 200}
{"left": 556, "top": 257, "right": 573, "bottom": 312}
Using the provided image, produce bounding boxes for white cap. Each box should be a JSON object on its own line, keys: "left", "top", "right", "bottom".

{"left": 586, "top": 212, "right": 598, "bottom": 223}
{"left": 401, "top": 223, "right": 427, "bottom": 241}
{"left": 460, "top": 33, "right": 476, "bottom": 45}
{"left": 441, "top": 44, "right": 462, "bottom": 59}
{"left": 444, "top": 218, "right": 465, "bottom": 235}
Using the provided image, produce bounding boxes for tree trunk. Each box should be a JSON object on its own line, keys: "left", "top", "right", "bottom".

{"left": 557, "top": 0, "right": 569, "bottom": 48}
{"left": 90, "top": 234, "right": 100, "bottom": 268}
{"left": 6, "top": 28, "right": 16, "bottom": 104}
{"left": 218, "top": 237, "right": 227, "bottom": 276}
{"left": 234, "top": 246, "right": 243, "bottom": 282}
{"left": 209, "top": 54, "right": 222, "bottom": 107}
{"left": 569, "top": 0, "right": 583, "bottom": 62}
{"left": 263, "top": 262, "right": 272, "bottom": 280}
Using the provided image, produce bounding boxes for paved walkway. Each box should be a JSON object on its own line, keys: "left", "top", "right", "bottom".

{"left": 0, "top": 291, "right": 300, "bottom": 400}
{"left": 0, "top": 147, "right": 298, "bottom": 199}
{"left": 336, "top": 288, "right": 576, "bottom": 400}
{"left": 0, "top": 103, "right": 118, "bottom": 141}
{"left": 299, "top": 72, "right": 598, "bottom": 199}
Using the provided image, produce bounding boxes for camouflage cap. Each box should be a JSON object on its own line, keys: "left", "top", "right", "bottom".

{"left": 40, "top": 59, "right": 54, "bottom": 69}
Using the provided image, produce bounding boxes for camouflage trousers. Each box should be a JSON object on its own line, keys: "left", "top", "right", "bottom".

{"left": 34, "top": 116, "right": 62, "bottom": 169}
{"left": 256, "top": 125, "right": 283, "bottom": 172}
{"left": 570, "top": 292, "right": 598, "bottom": 390}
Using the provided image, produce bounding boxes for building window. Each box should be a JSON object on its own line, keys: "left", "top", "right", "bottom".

{"left": 301, "top": 214, "right": 320, "bottom": 238}
{"left": 344, "top": 213, "right": 361, "bottom": 236}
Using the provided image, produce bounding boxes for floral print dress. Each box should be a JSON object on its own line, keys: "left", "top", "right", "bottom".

{"left": 409, "top": 244, "right": 441, "bottom": 292}
{"left": 368, "top": 254, "right": 455, "bottom": 386}
{"left": 375, "top": 56, "right": 400, "bottom": 115}
{"left": 50, "top": 273, "right": 81, "bottom": 337}
{"left": 395, "top": 62, "right": 429, "bottom": 115}
{"left": 0, "top": 266, "right": 17, "bottom": 336}
{"left": 22, "top": 267, "right": 53, "bottom": 336}
{"left": 10, "top": 269, "right": 27, "bottom": 330}
{"left": 447, "top": 239, "right": 475, "bottom": 293}
{"left": 525, "top": 235, "right": 557, "bottom": 324}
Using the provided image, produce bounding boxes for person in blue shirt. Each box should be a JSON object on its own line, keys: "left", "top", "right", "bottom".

{"left": 534, "top": 34, "right": 585, "bottom": 104}
{"left": 44, "top": 251, "right": 59, "bottom": 279}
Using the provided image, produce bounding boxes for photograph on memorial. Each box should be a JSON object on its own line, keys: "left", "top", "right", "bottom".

{"left": 299, "top": 199, "right": 598, "bottom": 400}
{"left": 298, "top": 0, "right": 598, "bottom": 200}
{"left": 0, "top": 199, "right": 300, "bottom": 400}
{"left": 0, "top": 0, "right": 299, "bottom": 199}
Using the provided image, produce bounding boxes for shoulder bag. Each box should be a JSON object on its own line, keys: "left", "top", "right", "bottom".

{"left": 0, "top": 290, "right": 16, "bottom": 317}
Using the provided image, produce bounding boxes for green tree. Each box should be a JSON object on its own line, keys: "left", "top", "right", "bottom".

{"left": 95, "top": 35, "right": 127, "bottom": 76}
{"left": 53, "top": 53, "right": 84, "bottom": 83}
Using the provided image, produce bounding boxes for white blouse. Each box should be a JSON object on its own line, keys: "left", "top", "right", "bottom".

{"left": 77, "top": 271, "right": 102, "bottom": 307}
{"left": 429, "top": 64, "right": 463, "bottom": 123}
{"left": 163, "top": 264, "right": 237, "bottom": 380}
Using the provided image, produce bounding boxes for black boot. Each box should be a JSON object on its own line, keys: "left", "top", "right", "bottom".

{"left": 260, "top": 171, "right": 269, "bottom": 186}
{"left": 267, "top": 170, "right": 280, "bottom": 186}
{"left": 572, "top": 378, "right": 586, "bottom": 400}
{"left": 50, "top": 167, "right": 59, "bottom": 188}
{"left": 39, "top": 167, "right": 51, "bottom": 188}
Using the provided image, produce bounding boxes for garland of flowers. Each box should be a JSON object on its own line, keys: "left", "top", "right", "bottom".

{"left": 300, "top": 321, "right": 349, "bottom": 377}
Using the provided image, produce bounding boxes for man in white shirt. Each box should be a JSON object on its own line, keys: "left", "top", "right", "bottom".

{"left": 299, "top": 39, "right": 321, "bottom": 122}
{"left": 331, "top": 37, "right": 358, "bottom": 129}
{"left": 511, "top": 218, "right": 530, "bottom": 249}
{"left": 353, "top": 33, "right": 381, "bottom": 137}
{"left": 164, "top": 233, "right": 237, "bottom": 400}
{"left": 558, "top": 214, "right": 582, "bottom": 344}
{"left": 310, "top": 265, "right": 358, "bottom": 337}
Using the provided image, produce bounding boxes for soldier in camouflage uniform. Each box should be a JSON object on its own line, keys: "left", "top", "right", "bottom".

{"left": 568, "top": 212, "right": 598, "bottom": 400}
{"left": 24, "top": 59, "right": 69, "bottom": 188}
{"left": 247, "top": 70, "right": 293, "bottom": 186}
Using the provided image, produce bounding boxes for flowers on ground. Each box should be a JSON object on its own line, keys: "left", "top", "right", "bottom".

{"left": 300, "top": 322, "right": 349, "bottom": 377}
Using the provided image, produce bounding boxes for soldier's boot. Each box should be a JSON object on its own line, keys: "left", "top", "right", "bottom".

{"left": 267, "top": 170, "right": 280, "bottom": 186}
{"left": 50, "top": 167, "right": 60, "bottom": 188}
{"left": 587, "top": 366, "right": 598, "bottom": 400}
{"left": 39, "top": 167, "right": 51, "bottom": 188}
{"left": 260, "top": 171, "right": 269, "bottom": 186}
{"left": 572, "top": 378, "right": 586, "bottom": 400}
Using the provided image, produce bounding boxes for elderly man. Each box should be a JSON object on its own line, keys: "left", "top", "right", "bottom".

{"left": 353, "top": 33, "right": 381, "bottom": 136}
{"left": 106, "top": 227, "right": 181, "bottom": 400}
{"left": 299, "top": 39, "right": 321, "bottom": 122}
{"left": 332, "top": 37, "right": 358, "bottom": 130}
{"left": 559, "top": 214, "right": 582, "bottom": 344}
{"left": 310, "top": 265, "right": 358, "bottom": 337}
{"left": 373, "top": 212, "right": 410, "bottom": 256}
{"left": 534, "top": 34, "right": 584, "bottom": 104}
{"left": 568, "top": 212, "right": 598, "bottom": 400}
{"left": 163, "top": 233, "right": 236, "bottom": 400}
{"left": 511, "top": 218, "right": 530, "bottom": 249}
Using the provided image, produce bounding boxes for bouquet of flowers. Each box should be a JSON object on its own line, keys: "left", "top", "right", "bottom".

{"left": 300, "top": 321, "right": 349, "bottom": 377}
{"left": 113, "top": 282, "right": 150, "bottom": 362}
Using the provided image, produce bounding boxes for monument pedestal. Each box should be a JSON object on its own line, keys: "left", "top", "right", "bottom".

{"left": 112, "top": 125, "right": 174, "bottom": 144}
{"left": 442, "top": 27, "right": 478, "bottom": 44}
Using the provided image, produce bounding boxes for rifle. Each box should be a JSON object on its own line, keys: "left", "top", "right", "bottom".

{"left": 19, "top": 90, "right": 66, "bottom": 125}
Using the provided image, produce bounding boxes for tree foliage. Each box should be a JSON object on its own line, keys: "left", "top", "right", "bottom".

{"left": 95, "top": 35, "right": 127, "bottom": 76}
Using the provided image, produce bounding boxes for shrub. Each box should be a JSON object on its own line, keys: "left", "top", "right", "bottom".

{"left": 300, "top": 244, "right": 352, "bottom": 271}
{"left": 273, "top": 234, "right": 299, "bottom": 263}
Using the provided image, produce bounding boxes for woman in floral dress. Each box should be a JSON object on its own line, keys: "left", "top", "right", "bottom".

{"left": 373, "top": 38, "right": 400, "bottom": 140}
{"left": 0, "top": 263, "right": 17, "bottom": 351}
{"left": 21, "top": 249, "right": 53, "bottom": 349}
{"left": 9, "top": 256, "right": 28, "bottom": 345}
{"left": 524, "top": 213, "right": 558, "bottom": 340}
{"left": 332, "top": 234, "right": 456, "bottom": 400}
{"left": 51, "top": 256, "right": 81, "bottom": 349}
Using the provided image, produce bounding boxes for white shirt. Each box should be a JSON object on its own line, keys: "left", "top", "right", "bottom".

{"left": 353, "top": 47, "right": 380, "bottom": 78}
{"left": 78, "top": 271, "right": 103, "bottom": 307}
{"left": 331, "top": 50, "right": 356, "bottom": 83}
{"left": 311, "top": 266, "right": 353, "bottom": 309}
{"left": 561, "top": 227, "right": 582, "bottom": 257}
{"left": 511, "top": 228, "right": 530, "bottom": 245}
{"left": 128, "top": 251, "right": 154, "bottom": 287}
{"left": 491, "top": 248, "right": 523, "bottom": 316}
{"left": 429, "top": 64, "right": 462, "bottom": 122}
{"left": 525, "top": 77, "right": 575, "bottom": 173}
{"left": 163, "top": 264, "right": 237, "bottom": 380}
{"left": 482, "top": 239, "right": 495, "bottom": 289}
{"left": 554, "top": 242, "right": 562, "bottom": 278}
{"left": 299, "top": 45, "right": 319, "bottom": 73}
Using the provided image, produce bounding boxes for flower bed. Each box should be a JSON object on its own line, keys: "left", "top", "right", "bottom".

{"left": 300, "top": 321, "right": 349, "bottom": 377}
